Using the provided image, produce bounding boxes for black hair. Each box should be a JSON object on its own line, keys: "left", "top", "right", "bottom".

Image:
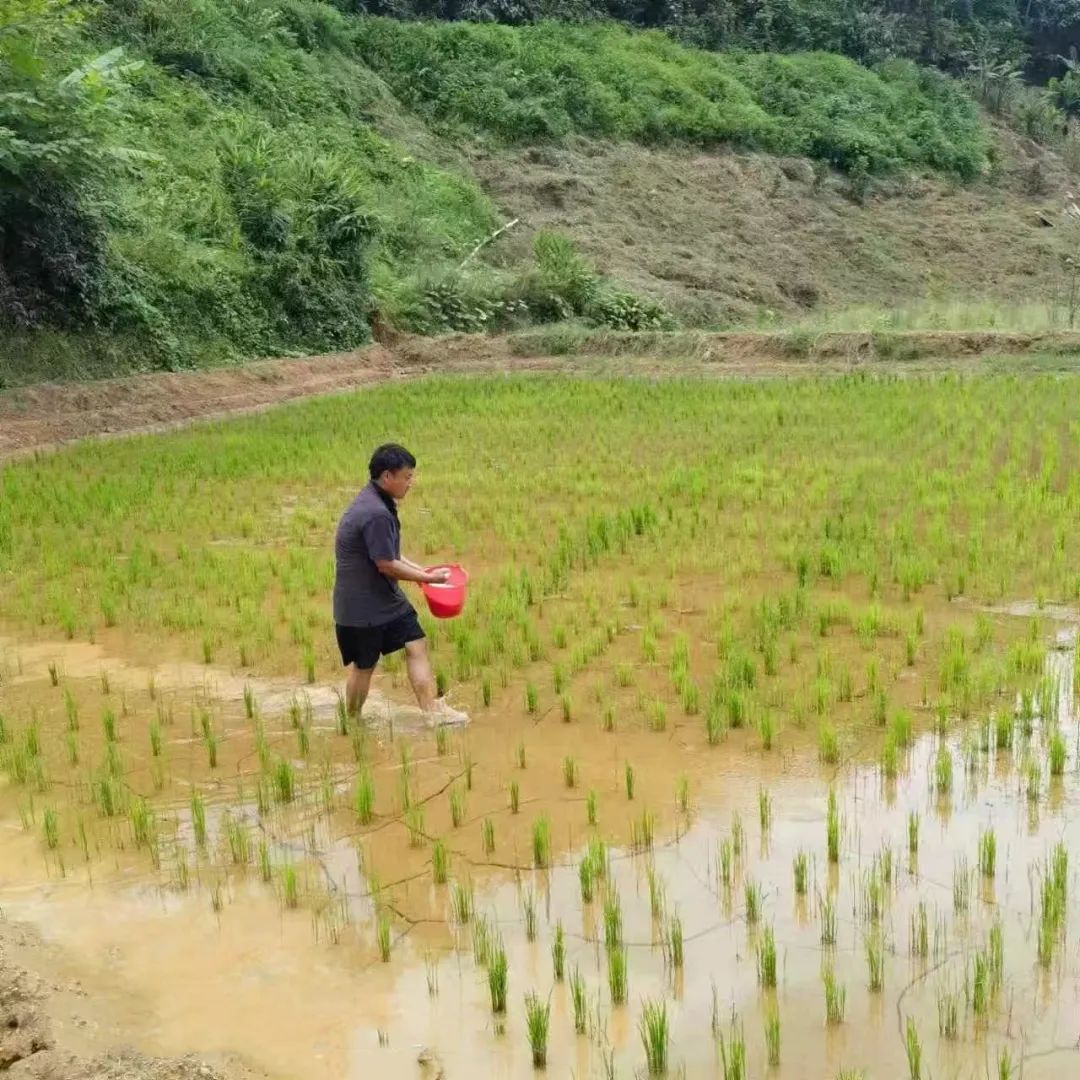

{"left": 369, "top": 443, "right": 416, "bottom": 480}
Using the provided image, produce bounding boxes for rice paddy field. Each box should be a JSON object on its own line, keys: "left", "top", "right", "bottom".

{"left": 1, "top": 373, "right": 1079, "bottom": 1078}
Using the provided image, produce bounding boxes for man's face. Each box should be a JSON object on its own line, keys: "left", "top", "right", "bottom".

{"left": 379, "top": 467, "right": 414, "bottom": 501}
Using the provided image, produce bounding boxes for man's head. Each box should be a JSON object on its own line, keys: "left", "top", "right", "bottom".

{"left": 369, "top": 443, "right": 416, "bottom": 500}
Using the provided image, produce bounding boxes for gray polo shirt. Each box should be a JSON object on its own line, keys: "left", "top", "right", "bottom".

{"left": 333, "top": 483, "right": 413, "bottom": 628}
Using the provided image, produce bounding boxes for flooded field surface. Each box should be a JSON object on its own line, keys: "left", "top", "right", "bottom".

{"left": 2, "top": 375, "right": 1080, "bottom": 1078}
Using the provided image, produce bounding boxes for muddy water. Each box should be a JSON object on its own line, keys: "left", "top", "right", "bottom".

{"left": 1, "top": 620, "right": 1079, "bottom": 1079}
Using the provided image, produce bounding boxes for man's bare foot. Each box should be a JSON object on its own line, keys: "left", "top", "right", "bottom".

{"left": 426, "top": 698, "right": 470, "bottom": 727}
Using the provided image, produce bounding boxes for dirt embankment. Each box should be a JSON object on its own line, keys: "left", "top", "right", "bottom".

{"left": 0, "top": 918, "right": 259, "bottom": 1080}
{"left": 2, "top": 329, "right": 1080, "bottom": 461}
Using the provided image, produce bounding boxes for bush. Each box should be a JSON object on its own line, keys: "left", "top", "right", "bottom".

{"left": 352, "top": 19, "right": 989, "bottom": 176}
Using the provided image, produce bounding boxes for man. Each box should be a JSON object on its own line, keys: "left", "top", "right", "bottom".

{"left": 333, "top": 443, "right": 468, "bottom": 726}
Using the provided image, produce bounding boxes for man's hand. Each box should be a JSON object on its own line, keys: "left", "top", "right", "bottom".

{"left": 375, "top": 558, "right": 452, "bottom": 585}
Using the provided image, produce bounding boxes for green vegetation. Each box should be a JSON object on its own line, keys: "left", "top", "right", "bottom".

{"left": 3, "top": 0, "right": 1038, "bottom": 383}
{"left": 356, "top": 20, "right": 987, "bottom": 176}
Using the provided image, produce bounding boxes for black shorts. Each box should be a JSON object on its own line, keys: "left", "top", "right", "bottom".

{"left": 336, "top": 609, "right": 425, "bottom": 670}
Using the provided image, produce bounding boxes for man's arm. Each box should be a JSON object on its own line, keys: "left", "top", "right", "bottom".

{"left": 375, "top": 558, "right": 447, "bottom": 585}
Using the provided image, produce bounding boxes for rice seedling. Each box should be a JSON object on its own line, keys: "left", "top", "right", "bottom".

{"left": 191, "top": 793, "right": 207, "bottom": 848}
{"left": 259, "top": 839, "right": 271, "bottom": 883}
{"left": 432, "top": 840, "right": 448, "bottom": 884}
{"left": 524, "top": 992, "right": 550, "bottom": 1066}
{"left": 625, "top": 762, "right": 635, "bottom": 800}
{"left": 826, "top": 789, "right": 840, "bottom": 864}
{"left": 910, "top": 902, "right": 929, "bottom": 957}
{"left": 668, "top": 911, "right": 683, "bottom": 969}
{"left": 551, "top": 921, "right": 565, "bottom": 981}
{"left": 377, "top": 911, "right": 392, "bottom": 961}
{"left": 282, "top": 865, "right": 300, "bottom": 910}
{"left": 881, "top": 736, "right": 899, "bottom": 780}
{"left": 580, "top": 858, "right": 595, "bottom": 904}
{"left": 65, "top": 730, "right": 78, "bottom": 766}
{"left": 647, "top": 864, "right": 666, "bottom": 920}
{"left": 745, "top": 878, "right": 762, "bottom": 925}
{"left": 224, "top": 812, "right": 249, "bottom": 864}
{"left": 988, "top": 920, "right": 1004, "bottom": 991}
{"left": 509, "top": 779, "right": 520, "bottom": 814}
{"left": 516, "top": 741, "right": 526, "bottom": 769}
{"left": 907, "top": 811, "right": 920, "bottom": 857}
{"left": 603, "top": 887, "right": 623, "bottom": 949}
{"left": 451, "top": 880, "right": 474, "bottom": 925}
{"left": 488, "top": 946, "right": 508, "bottom": 1012}
{"left": 979, "top": 827, "right": 997, "bottom": 878}
{"left": 758, "top": 786, "right": 772, "bottom": 834}
{"left": 758, "top": 710, "right": 776, "bottom": 750}
{"left": 719, "top": 1017, "right": 747, "bottom": 1080}
{"left": 522, "top": 888, "right": 538, "bottom": 941}
{"left": 42, "top": 808, "right": 59, "bottom": 850}
{"left": 936, "top": 981, "right": 960, "bottom": 1038}
{"left": 861, "top": 866, "right": 885, "bottom": 924}
{"left": 480, "top": 816, "right": 495, "bottom": 855}
{"left": 818, "top": 721, "right": 840, "bottom": 765}
{"left": 525, "top": 683, "right": 538, "bottom": 713}
{"left": 355, "top": 767, "right": 375, "bottom": 825}
{"left": 406, "top": 805, "right": 426, "bottom": 847}
{"left": 1049, "top": 729, "right": 1066, "bottom": 776}
{"left": 581, "top": 789, "right": 597, "bottom": 829}
{"left": 602, "top": 701, "right": 616, "bottom": 732}
{"left": 997, "top": 1046, "right": 1016, "bottom": 1079}
{"left": 823, "top": 965, "right": 846, "bottom": 1023}
{"left": 763, "top": 1003, "right": 780, "bottom": 1066}
{"left": 449, "top": 785, "right": 465, "bottom": 828}
{"left": 756, "top": 925, "right": 777, "bottom": 987}
{"left": 102, "top": 708, "right": 118, "bottom": 743}
{"left": 705, "top": 701, "right": 725, "bottom": 745}
{"left": 935, "top": 742, "right": 953, "bottom": 796}
{"left": 274, "top": 758, "right": 295, "bottom": 803}
{"left": 639, "top": 998, "right": 669, "bottom": 1076}
{"left": 205, "top": 728, "right": 219, "bottom": 769}
{"left": 718, "top": 838, "right": 734, "bottom": 889}
{"left": 819, "top": 892, "right": 837, "bottom": 946}
{"left": 532, "top": 815, "right": 551, "bottom": 868}
{"left": 904, "top": 1017, "right": 922, "bottom": 1080}
{"left": 993, "top": 717, "right": 1010, "bottom": 751}
{"left": 61, "top": 690, "right": 78, "bottom": 733}
{"left": 607, "top": 945, "right": 628, "bottom": 1005}
{"left": 731, "top": 811, "right": 745, "bottom": 857}
{"left": 676, "top": 774, "right": 689, "bottom": 814}
{"left": 793, "top": 851, "right": 809, "bottom": 896}
{"left": 560, "top": 693, "right": 573, "bottom": 723}
{"left": 890, "top": 710, "right": 913, "bottom": 749}
{"left": 953, "top": 856, "right": 971, "bottom": 914}
{"left": 471, "top": 915, "right": 492, "bottom": 967}
{"left": 866, "top": 931, "right": 885, "bottom": 992}
{"left": 563, "top": 755, "right": 578, "bottom": 788}
{"left": 571, "top": 967, "right": 587, "bottom": 1033}
{"left": 971, "top": 949, "right": 991, "bottom": 1017}
{"left": 1026, "top": 758, "right": 1041, "bottom": 802}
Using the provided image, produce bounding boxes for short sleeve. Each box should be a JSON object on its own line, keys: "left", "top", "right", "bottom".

{"left": 361, "top": 514, "right": 397, "bottom": 564}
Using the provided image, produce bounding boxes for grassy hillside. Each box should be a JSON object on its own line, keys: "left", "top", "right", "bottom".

{"left": 354, "top": 19, "right": 988, "bottom": 176}
{"left": 0, "top": 1, "right": 1012, "bottom": 385}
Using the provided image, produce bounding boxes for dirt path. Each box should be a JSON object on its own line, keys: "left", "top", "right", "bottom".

{"left": 2, "top": 329, "right": 1079, "bottom": 460}
{"left": 0, "top": 917, "right": 266, "bottom": 1080}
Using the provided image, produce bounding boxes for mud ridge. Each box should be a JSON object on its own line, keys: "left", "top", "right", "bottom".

{"left": 3, "top": 330, "right": 1079, "bottom": 461}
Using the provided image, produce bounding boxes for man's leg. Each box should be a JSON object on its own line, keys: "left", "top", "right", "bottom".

{"left": 345, "top": 663, "right": 374, "bottom": 717}
{"left": 404, "top": 639, "right": 469, "bottom": 725}
{"left": 404, "top": 639, "right": 437, "bottom": 713}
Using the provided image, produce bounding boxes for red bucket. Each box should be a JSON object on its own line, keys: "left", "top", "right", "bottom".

{"left": 421, "top": 564, "right": 470, "bottom": 620}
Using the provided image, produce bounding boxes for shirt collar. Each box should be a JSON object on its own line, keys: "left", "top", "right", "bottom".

{"left": 369, "top": 480, "right": 398, "bottom": 516}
